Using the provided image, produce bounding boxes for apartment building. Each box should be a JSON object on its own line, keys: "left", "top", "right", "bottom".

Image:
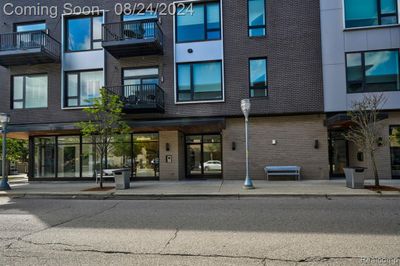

{"left": 321, "top": 0, "right": 400, "bottom": 180}
{"left": 0, "top": 0, "right": 396, "bottom": 182}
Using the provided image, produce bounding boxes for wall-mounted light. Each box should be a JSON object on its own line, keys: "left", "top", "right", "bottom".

{"left": 378, "top": 137, "right": 383, "bottom": 146}
{"left": 357, "top": 152, "right": 364, "bottom": 162}
{"left": 272, "top": 139, "right": 277, "bottom": 145}
{"left": 232, "top": 142, "right": 236, "bottom": 151}
{"left": 166, "top": 143, "right": 170, "bottom": 151}
{"left": 187, "top": 48, "right": 193, "bottom": 54}
{"left": 314, "top": 139, "right": 319, "bottom": 149}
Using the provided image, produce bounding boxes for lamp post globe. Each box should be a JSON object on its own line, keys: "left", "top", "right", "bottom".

{"left": 0, "top": 113, "right": 11, "bottom": 191}
{"left": 241, "top": 99, "right": 254, "bottom": 189}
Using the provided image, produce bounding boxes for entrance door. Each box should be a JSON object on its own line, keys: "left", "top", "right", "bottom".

{"left": 185, "top": 135, "right": 222, "bottom": 179}
{"left": 329, "top": 131, "right": 349, "bottom": 178}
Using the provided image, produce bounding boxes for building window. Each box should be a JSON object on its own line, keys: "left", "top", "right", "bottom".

{"left": 176, "top": 2, "right": 221, "bottom": 43}
{"left": 12, "top": 74, "right": 48, "bottom": 109}
{"left": 346, "top": 50, "right": 399, "bottom": 93}
{"left": 65, "top": 70, "right": 103, "bottom": 107}
{"left": 390, "top": 126, "right": 400, "bottom": 178}
{"left": 177, "top": 61, "right": 223, "bottom": 102}
{"left": 66, "top": 16, "right": 102, "bottom": 52}
{"left": 15, "top": 22, "right": 46, "bottom": 32}
{"left": 249, "top": 58, "right": 268, "bottom": 97}
{"left": 344, "top": 0, "right": 398, "bottom": 28}
{"left": 123, "top": 67, "right": 159, "bottom": 97}
{"left": 248, "top": 0, "right": 266, "bottom": 36}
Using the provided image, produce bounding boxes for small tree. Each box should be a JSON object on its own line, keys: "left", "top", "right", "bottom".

{"left": 77, "top": 88, "right": 129, "bottom": 189}
{"left": 344, "top": 94, "right": 387, "bottom": 187}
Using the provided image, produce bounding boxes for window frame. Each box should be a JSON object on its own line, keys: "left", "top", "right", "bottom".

{"left": 247, "top": 0, "right": 267, "bottom": 37}
{"left": 122, "top": 66, "right": 160, "bottom": 85}
{"left": 65, "top": 15, "right": 103, "bottom": 53}
{"left": 64, "top": 69, "right": 103, "bottom": 107}
{"left": 248, "top": 57, "right": 268, "bottom": 98}
{"left": 345, "top": 49, "right": 400, "bottom": 94}
{"left": 14, "top": 21, "right": 47, "bottom": 33}
{"left": 176, "top": 60, "right": 223, "bottom": 103}
{"left": 11, "top": 73, "right": 48, "bottom": 110}
{"left": 344, "top": 0, "right": 399, "bottom": 29}
{"left": 175, "top": 1, "right": 221, "bottom": 44}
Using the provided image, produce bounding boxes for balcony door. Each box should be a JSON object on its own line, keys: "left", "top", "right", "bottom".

{"left": 123, "top": 67, "right": 159, "bottom": 95}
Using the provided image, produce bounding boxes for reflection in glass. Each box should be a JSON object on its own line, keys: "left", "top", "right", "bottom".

{"left": 34, "top": 137, "right": 56, "bottom": 178}
{"left": 249, "top": 58, "right": 268, "bottom": 97}
{"left": 13, "top": 75, "right": 47, "bottom": 109}
{"left": 248, "top": 0, "right": 266, "bottom": 36}
{"left": 80, "top": 71, "right": 103, "bottom": 105}
{"left": 187, "top": 144, "right": 202, "bottom": 176}
{"left": 67, "top": 17, "right": 91, "bottom": 51}
{"left": 16, "top": 23, "right": 46, "bottom": 32}
{"left": 177, "top": 4, "right": 205, "bottom": 42}
{"left": 365, "top": 50, "right": 399, "bottom": 92}
{"left": 57, "top": 137, "right": 80, "bottom": 178}
{"left": 206, "top": 3, "right": 221, "bottom": 40}
{"left": 346, "top": 53, "right": 363, "bottom": 93}
{"left": 193, "top": 62, "right": 222, "bottom": 100}
{"left": 177, "top": 64, "right": 192, "bottom": 101}
{"left": 133, "top": 134, "right": 159, "bottom": 178}
{"left": 390, "top": 127, "right": 400, "bottom": 178}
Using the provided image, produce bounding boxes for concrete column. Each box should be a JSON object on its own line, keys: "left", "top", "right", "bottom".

{"left": 159, "top": 131, "right": 185, "bottom": 181}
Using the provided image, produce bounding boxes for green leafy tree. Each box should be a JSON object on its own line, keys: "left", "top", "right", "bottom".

{"left": 0, "top": 138, "right": 28, "bottom": 163}
{"left": 77, "top": 88, "right": 130, "bottom": 188}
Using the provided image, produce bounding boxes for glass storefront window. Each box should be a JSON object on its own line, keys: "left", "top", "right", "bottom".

{"left": 32, "top": 134, "right": 159, "bottom": 180}
{"left": 133, "top": 134, "right": 159, "bottom": 178}
{"left": 34, "top": 137, "right": 56, "bottom": 178}
{"left": 390, "top": 126, "right": 400, "bottom": 178}
{"left": 58, "top": 137, "right": 80, "bottom": 178}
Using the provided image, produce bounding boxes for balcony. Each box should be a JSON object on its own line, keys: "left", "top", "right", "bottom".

{"left": 106, "top": 84, "right": 165, "bottom": 113}
{"left": 102, "top": 19, "right": 163, "bottom": 58}
{"left": 0, "top": 31, "right": 60, "bottom": 66}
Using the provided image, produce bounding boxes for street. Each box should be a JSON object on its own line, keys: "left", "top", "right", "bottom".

{"left": 0, "top": 197, "right": 399, "bottom": 265}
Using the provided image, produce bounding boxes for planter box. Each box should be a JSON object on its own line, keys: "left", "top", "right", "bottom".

{"left": 113, "top": 169, "right": 131, "bottom": 190}
{"left": 344, "top": 167, "right": 366, "bottom": 189}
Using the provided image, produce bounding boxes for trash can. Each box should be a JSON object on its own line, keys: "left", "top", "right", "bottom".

{"left": 113, "top": 169, "right": 130, "bottom": 190}
{"left": 344, "top": 167, "right": 366, "bottom": 189}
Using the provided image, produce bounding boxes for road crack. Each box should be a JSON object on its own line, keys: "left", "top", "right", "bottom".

{"left": 163, "top": 228, "right": 179, "bottom": 249}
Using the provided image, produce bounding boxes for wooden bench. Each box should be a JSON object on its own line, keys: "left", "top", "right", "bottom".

{"left": 264, "top": 166, "right": 301, "bottom": 181}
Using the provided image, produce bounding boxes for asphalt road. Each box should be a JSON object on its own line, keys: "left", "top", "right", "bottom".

{"left": 0, "top": 197, "right": 399, "bottom": 266}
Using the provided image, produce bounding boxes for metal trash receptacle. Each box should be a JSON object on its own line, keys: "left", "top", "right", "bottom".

{"left": 344, "top": 167, "right": 366, "bottom": 189}
{"left": 113, "top": 169, "right": 130, "bottom": 190}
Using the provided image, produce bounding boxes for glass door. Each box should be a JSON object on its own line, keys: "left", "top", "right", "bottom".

{"left": 329, "top": 131, "right": 349, "bottom": 178}
{"left": 185, "top": 135, "right": 222, "bottom": 179}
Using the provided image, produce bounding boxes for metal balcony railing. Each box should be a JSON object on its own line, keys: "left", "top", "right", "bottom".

{"left": 103, "top": 19, "right": 163, "bottom": 44}
{"left": 0, "top": 30, "right": 60, "bottom": 58}
{"left": 105, "top": 84, "right": 165, "bottom": 112}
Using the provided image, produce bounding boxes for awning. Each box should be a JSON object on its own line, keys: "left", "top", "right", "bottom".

{"left": 7, "top": 117, "right": 226, "bottom": 138}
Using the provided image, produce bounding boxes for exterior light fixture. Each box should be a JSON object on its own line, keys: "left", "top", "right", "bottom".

{"left": 241, "top": 99, "right": 254, "bottom": 189}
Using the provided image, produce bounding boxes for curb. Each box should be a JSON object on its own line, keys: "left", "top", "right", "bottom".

{"left": 0, "top": 192, "right": 399, "bottom": 200}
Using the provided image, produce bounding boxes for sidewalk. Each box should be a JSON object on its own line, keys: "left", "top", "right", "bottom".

{"left": 1, "top": 177, "right": 400, "bottom": 199}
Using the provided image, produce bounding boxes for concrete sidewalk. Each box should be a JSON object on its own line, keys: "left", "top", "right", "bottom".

{"left": 0, "top": 178, "right": 399, "bottom": 199}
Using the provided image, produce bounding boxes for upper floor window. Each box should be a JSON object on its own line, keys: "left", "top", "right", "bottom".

{"left": 12, "top": 74, "right": 48, "bottom": 109}
{"left": 248, "top": 0, "right": 266, "bottom": 36}
{"left": 176, "top": 2, "right": 221, "bottom": 43}
{"left": 177, "top": 61, "right": 222, "bottom": 102}
{"left": 15, "top": 22, "right": 46, "bottom": 32}
{"left": 65, "top": 70, "right": 103, "bottom": 107}
{"left": 346, "top": 49, "right": 399, "bottom": 93}
{"left": 344, "top": 0, "right": 398, "bottom": 28}
{"left": 249, "top": 58, "right": 268, "bottom": 97}
{"left": 66, "top": 16, "right": 102, "bottom": 52}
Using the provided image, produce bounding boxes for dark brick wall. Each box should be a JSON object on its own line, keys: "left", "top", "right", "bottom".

{"left": 0, "top": 0, "right": 324, "bottom": 127}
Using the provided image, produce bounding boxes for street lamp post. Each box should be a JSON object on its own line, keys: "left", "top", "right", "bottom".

{"left": 0, "top": 113, "right": 11, "bottom": 191}
{"left": 241, "top": 99, "right": 254, "bottom": 189}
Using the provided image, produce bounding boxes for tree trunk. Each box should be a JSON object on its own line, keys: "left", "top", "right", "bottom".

{"left": 99, "top": 152, "right": 104, "bottom": 189}
{"left": 370, "top": 151, "right": 379, "bottom": 187}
